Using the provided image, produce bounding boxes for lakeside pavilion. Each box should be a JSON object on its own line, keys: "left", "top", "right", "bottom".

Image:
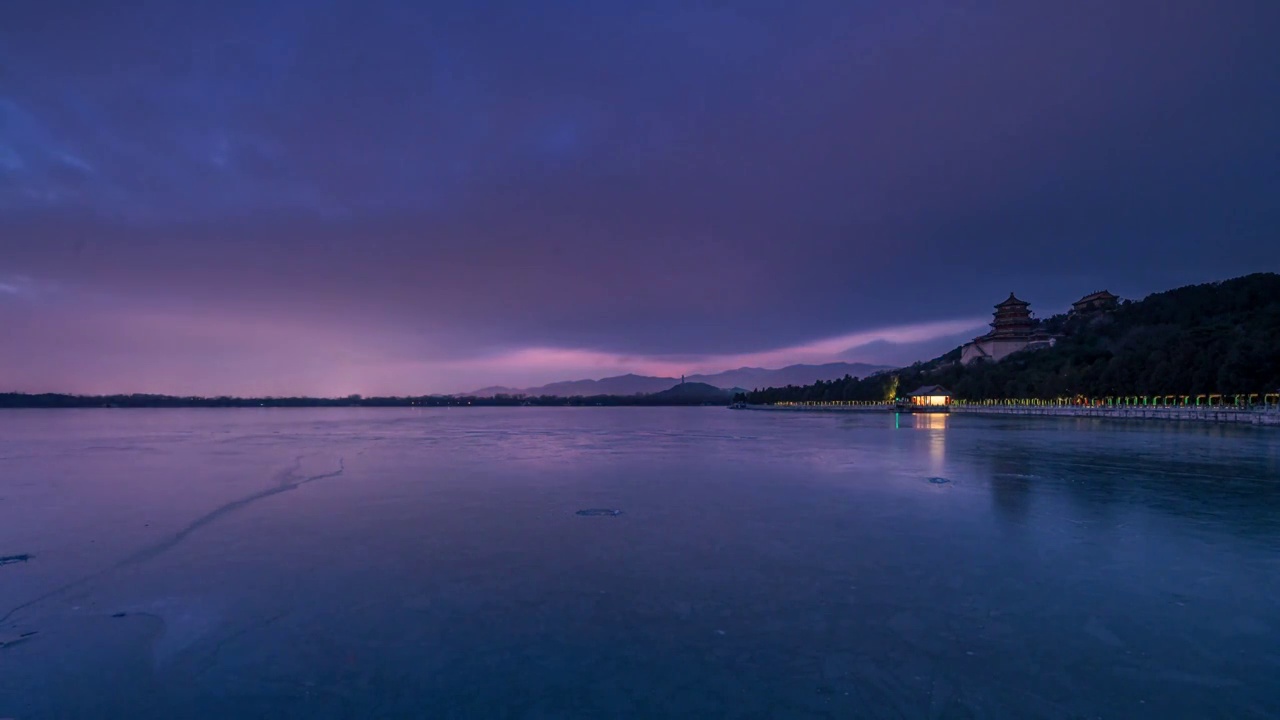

{"left": 900, "top": 385, "right": 953, "bottom": 413}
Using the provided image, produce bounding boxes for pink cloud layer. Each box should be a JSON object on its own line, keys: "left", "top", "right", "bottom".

{"left": 0, "top": 277, "right": 985, "bottom": 395}
{"left": 451, "top": 317, "right": 987, "bottom": 388}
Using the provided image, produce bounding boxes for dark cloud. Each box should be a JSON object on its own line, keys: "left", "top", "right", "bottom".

{"left": 1, "top": 0, "right": 1277, "bottom": 393}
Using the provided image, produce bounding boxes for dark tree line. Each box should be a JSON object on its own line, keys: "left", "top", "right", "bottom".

{"left": 743, "top": 273, "right": 1280, "bottom": 404}
{"left": 737, "top": 374, "right": 901, "bottom": 405}
{"left": 0, "top": 392, "right": 732, "bottom": 409}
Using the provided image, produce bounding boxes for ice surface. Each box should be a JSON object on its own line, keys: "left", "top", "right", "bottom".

{"left": 0, "top": 407, "right": 1278, "bottom": 718}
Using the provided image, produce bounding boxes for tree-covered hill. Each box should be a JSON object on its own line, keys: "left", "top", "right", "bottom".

{"left": 744, "top": 273, "right": 1280, "bottom": 403}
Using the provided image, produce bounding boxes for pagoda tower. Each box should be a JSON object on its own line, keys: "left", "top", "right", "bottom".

{"left": 987, "top": 293, "right": 1034, "bottom": 338}
{"left": 960, "top": 292, "right": 1055, "bottom": 364}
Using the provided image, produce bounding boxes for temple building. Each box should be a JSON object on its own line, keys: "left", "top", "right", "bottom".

{"left": 960, "top": 292, "right": 1056, "bottom": 365}
{"left": 901, "top": 385, "right": 952, "bottom": 412}
{"left": 1071, "top": 290, "right": 1119, "bottom": 315}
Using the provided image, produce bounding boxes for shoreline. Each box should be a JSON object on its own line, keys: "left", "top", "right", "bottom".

{"left": 741, "top": 403, "right": 1280, "bottom": 426}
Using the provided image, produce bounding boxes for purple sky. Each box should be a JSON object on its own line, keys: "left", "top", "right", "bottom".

{"left": 2, "top": 1, "right": 1278, "bottom": 395}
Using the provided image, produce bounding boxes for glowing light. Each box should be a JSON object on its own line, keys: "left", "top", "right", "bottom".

{"left": 911, "top": 395, "right": 950, "bottom": 406}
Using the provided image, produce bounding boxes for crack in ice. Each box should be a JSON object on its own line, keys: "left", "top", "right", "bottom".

{"left": 0, "top": 456, "right": 346, "bottom": 625}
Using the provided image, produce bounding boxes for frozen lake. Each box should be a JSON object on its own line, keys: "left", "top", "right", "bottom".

{"left": 1, "top": 408, "right": 1278, "bottom": 718}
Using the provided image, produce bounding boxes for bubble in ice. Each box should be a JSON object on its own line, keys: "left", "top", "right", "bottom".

{"left": 576, "top": 508, "right": 623, "bottom": 517}
{"left": 927, "top": 477, "right": 951, "bottom": 484}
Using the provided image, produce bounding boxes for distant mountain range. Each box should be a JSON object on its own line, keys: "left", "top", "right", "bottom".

{"left": 466, "top": 362, "right": 892, "bottom": 397}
